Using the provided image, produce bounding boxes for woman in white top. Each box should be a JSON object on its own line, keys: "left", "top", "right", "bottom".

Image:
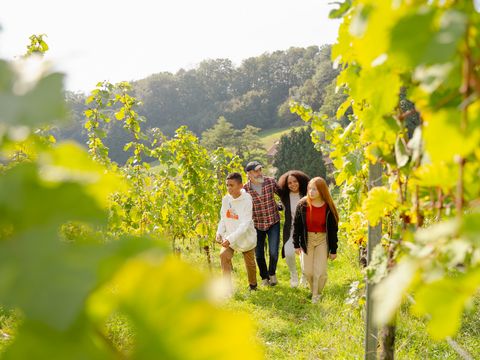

{"left": 278, "top": 170, "right": 310, "bottom": 287}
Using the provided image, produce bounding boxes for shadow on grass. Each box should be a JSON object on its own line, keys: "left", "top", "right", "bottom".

{"left": 232, "top": 275, "right": 358, "bottom": 323}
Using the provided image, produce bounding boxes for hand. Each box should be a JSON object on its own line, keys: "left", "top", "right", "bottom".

{"left": 329, "top": 253, "right": 337, "bottom": 260}
{"left": 295, "top": 248, "right": 301, "bottom": 255}
{"left": 215, "top": 234, "right": 223, "bottom": 244}
{"left": 222, "top": 240, "right": 230, "bottom": 248}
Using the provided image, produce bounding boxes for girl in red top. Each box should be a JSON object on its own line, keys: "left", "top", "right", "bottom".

{"left": 293, "top": 177, "right": 339, "bottom": 304}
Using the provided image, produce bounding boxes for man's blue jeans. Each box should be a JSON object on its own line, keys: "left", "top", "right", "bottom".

{"left": 255, "top": 221, "right": 280, "bottom": 280}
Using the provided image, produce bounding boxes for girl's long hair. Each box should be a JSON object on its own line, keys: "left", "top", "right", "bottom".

{"left": 306, "top": 177, "right": 339, "bottom": 223}
{"left": 277, "top": 170, "right": 310, "bottom": 204}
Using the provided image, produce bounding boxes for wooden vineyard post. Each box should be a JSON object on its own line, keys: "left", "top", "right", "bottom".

{"left": 365, "top": 162, "right": 382, "bottom": 359}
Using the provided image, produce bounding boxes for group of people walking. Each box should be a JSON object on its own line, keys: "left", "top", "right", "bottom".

{"left": 216, "top": 161, "right": 339, "bottom": 304}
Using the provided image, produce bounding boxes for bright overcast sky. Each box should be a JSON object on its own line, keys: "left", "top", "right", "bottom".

{"left": 0, "top": 0, "right": 340, "bottom": 93}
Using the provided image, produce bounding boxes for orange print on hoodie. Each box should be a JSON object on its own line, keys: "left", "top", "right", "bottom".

{"left": 226, "top": 207, "right": 239, "bottom": 220}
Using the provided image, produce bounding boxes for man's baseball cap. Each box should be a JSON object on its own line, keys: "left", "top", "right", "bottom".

{"left": 245, "top": 161, "right": 262, "bottom": 172}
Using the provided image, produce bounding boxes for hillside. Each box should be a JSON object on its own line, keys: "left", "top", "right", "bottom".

{"left": 61, "top": 45, "right": 338, "bottom": 164}
{"left": 259, "top": 127, "right": 299, "bottom": 150}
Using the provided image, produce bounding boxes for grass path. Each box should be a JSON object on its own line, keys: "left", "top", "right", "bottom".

{"left": 193, "top": 238, "right": 480, "bottom": 359}
{"left": 225, "top": 245, "right": 364, "bottom": 359}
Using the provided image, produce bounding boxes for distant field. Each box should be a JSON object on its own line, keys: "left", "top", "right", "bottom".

{"left": 259, "top": 126, "right": 306, "bottom": 150}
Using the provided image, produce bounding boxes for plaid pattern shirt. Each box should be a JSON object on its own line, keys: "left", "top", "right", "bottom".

{"left": 244, "top": 176, "right": 280, "bottom": 231}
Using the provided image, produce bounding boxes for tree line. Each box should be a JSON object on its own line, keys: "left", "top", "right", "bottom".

{"left": 61, "top": 45, "right": 339, "bottom": 163}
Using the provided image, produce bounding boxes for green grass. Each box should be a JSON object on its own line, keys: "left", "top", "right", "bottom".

{"left": 185, "top": 238, "right": 480, "bottom": 359}
{"left": 259, "top": 126, "right": 306, "bottom": 150}
{"left": 224, "top": 248, "right": 364, "bottom": 359}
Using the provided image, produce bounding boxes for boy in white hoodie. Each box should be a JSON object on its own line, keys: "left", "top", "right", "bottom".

{"left": 216, "top": 172, "right": 258, "bottom": 291}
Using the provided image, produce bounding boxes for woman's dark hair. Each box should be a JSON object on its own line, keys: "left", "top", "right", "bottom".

{"left": 277, "top": 170, "right": 310, "bottom": 203}
{"left": 226, "top": 172, "right": 243, "bottom": 184}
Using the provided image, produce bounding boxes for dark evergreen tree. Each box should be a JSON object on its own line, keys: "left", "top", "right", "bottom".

{"left": 273, "top": 127, "right": 326, "bottom": 179}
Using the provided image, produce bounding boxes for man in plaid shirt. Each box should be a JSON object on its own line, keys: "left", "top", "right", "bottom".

{"left": 243, "top": 161, "right": 281, "bottom": 286}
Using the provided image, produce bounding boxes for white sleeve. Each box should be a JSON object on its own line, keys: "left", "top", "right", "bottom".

{"left": 216, "top": 197, "right": 227, "bottom": 236}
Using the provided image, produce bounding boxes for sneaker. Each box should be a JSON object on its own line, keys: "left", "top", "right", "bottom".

{"left": 299, "top": 275, "right": 308, "bottom": 288}
{"left": 269, "top": 275, "right": 278, "bottom": 286}
{"left": 290, "top": 278, "right": 299, "bottom": 288}
{"left": 261, "top": 278, "right": 270, "bottom": 286}
{"left": 311, "top": 295, "right": 321, "bottom": 304}
{"left": 249, "top": 284, "right": 258, "bottom": 291}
